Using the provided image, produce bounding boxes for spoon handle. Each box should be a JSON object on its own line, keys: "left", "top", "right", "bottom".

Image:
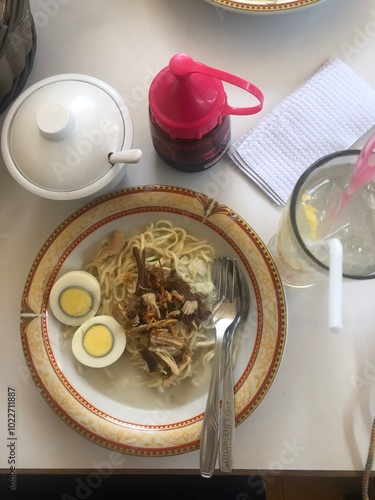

{"left": 199, "top": 323, "right": 226, "bottom": 478}
{"left": 219, "top": 334, "right": 235, "bottom": 473}
{"left": 108, "top": 149, "right": 143, "bottom": 164}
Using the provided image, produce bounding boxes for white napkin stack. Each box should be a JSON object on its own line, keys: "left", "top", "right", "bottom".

{"left": 229, "top": 58, "right": 375, "bottom": 205}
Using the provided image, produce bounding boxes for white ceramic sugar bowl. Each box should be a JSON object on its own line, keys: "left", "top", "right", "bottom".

{"left": 1, "top": 74, "right": 142, "bottom": 200}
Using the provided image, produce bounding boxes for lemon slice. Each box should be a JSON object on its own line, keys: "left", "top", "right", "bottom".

{"left": 301, "top": 193, "right": 318, "bottom": 241}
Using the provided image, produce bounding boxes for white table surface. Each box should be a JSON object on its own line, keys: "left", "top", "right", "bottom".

{"left": 1, "top": 0, "right": 375, "bottom": 475}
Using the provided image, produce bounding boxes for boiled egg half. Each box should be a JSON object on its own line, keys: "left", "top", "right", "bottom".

{"left": 49, "top": 270, "right": 101, "bottom": 326}
{"left": 72, "top": 315, "right": 126, "bottom": 368}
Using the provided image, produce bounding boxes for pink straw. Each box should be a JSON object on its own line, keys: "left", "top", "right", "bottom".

{"left": 335, "top": 133, "right": 375, "bottom": 216}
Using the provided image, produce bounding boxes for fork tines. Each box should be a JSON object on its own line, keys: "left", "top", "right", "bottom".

{"left": 213, "top": 257, "right": 237, "bottom": 304}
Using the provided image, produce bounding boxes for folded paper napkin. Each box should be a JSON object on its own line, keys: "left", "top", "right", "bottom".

{"left": 229, "top": 58, "right": 375, "bottom": 205}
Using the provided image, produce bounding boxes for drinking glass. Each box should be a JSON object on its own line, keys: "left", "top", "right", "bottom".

{"left": 268, "top": 150, "right": 375, "bottom": 288}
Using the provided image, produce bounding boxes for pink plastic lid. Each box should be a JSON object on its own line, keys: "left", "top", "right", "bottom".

{"left": 149, "top": 53, "right": 264, "bottom": 140}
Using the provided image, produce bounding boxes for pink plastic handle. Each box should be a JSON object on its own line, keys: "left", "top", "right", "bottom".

{"left": 169, "top": 54, "right": 264, "bottom": 116}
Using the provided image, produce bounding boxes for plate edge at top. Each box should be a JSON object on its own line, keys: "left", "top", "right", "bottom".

{"left": 203, "top": 0, "right": 325, "bottom": 14}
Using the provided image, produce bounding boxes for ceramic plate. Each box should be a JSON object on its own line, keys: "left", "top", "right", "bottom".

{"left": 204, "top": 0, "right": 324, "bottom": 13}
{"left": 21, "top": 185, "right": 286, "bottom": 456}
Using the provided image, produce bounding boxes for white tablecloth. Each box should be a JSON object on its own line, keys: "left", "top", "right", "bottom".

{"left": 1, "top": 0, "right": 375, "bottom": 474}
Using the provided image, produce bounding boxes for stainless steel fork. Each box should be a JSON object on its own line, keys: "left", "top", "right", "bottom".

{"left": 219, "top": 264, "right": 250, "bottom": 473}
{"left": 199, "top": 257, "right": 238, "bottom": 478}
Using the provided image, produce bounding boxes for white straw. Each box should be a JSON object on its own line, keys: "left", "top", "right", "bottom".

{"left": 307, "top": 238, "right": 343, "bottom": 332}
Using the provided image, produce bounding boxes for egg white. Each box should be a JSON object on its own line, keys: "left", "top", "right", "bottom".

{"left": 49, "top": 270, "right": 101, "bottom": 326}
{"left": 72, "top": 315, "right": 126, "bottom": 368}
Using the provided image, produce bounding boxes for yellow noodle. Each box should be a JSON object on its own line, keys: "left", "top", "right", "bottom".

{"left": 85, "top": 220, "right": 215, "bottom": 390}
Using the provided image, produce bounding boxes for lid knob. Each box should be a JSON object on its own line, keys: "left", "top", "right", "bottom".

{"left": 36, "top": 102, "right": 76, "bottom": 141}
{"left": 169, "top": 53, "right": 195, "bottom": 77}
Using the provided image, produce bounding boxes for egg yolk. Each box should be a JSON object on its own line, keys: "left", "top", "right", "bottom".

{"left": 59, "top": 287, "right": 93, "bottom": 318}
{"left": 82, "top": 324, "right": 114, "bottom": 357}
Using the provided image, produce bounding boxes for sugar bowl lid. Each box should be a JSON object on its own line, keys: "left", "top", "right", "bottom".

{"left": 1, "top": 74, "right": 135, "bottom": 193}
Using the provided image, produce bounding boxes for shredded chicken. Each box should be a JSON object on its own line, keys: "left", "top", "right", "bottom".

{"left": 112, "top": 249, "right": 211, "bottom": 387}
{"left": 96, "top": 230, "right": 126, "bottom": 263}
{"left": 142, "top": 293, "right": 161, "bottom": 319}
{"left": 182, "top": 300, "right": 198, "bottom": 316}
